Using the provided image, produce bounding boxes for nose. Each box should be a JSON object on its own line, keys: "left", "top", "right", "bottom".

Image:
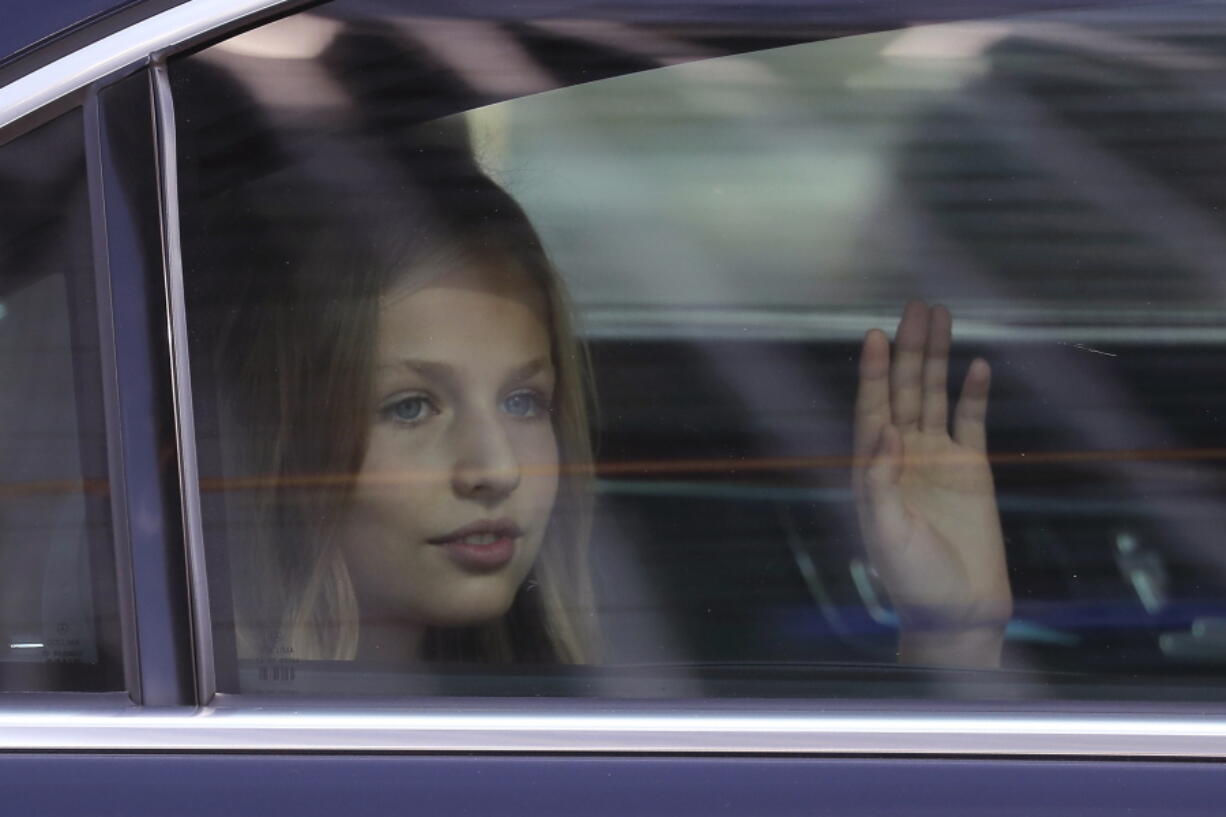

{"left": 451, "top": 409, "right": 521, "bottom": 502}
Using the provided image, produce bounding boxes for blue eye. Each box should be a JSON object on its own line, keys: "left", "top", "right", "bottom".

{"left": 382, "top": 395, "right": 434, "bottom": 424}
{"left": 502, "top": 391, "right": 547, "bottom": 418}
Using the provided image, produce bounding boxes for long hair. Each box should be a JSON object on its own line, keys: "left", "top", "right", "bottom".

{"left": 191, "top": 129, "right": 596, "bottom": 665}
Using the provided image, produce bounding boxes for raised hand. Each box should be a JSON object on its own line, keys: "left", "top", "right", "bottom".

{"left": 853, "top": 301, "right": 1011, "bottom": 668}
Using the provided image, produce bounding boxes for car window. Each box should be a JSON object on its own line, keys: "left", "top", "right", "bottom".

{"left": 171, "top": 0, "right": 1226, "bottom": 699}
{"left": 0, "top": 109, "right": 123, "bottom": 691}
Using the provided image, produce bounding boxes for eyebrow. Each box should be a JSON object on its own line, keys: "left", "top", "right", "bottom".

{"left": 376, "top": 356, "right": 553, "bottom": 386}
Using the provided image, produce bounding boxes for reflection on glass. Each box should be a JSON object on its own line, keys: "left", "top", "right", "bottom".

{"left": 0, "top": 111, "right": 121, "bottom": 691}
{"left": 175, "top": 0, "right": 1226, "bottom": 698}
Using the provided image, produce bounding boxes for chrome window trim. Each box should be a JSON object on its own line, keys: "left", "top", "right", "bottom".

{"left": 3, "top": 702, "right": 1226, "bottom": 756}
{"left": 0, "top": 0, "right": 295, "bottom": 131}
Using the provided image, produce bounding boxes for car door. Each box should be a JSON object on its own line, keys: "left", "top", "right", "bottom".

{"left": 2, "top": 1, "right": 1226, "bottom": 814}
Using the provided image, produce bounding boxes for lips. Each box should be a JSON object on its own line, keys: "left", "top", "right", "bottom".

{"left": 427, "top": 519, "right": 521, "bottom": 571}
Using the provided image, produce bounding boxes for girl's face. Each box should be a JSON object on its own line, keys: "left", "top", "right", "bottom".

{"left": 338, "top": 258, "right": 559, "bottom": 649}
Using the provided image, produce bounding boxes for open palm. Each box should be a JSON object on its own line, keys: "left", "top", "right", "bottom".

{"left": 853, "top": 302, "right": 1011, "bottom": 667}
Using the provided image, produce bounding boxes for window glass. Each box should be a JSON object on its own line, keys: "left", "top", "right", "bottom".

{"left": 0, "top": 110, "right": 123, "bottom": 691}
{"left": 174, "top": 1, "right": 1226, "bottom": 699}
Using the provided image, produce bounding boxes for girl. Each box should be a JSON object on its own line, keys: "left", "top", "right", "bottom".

{"left": 189, "top": 129, "right": 1010, "bottom": 674}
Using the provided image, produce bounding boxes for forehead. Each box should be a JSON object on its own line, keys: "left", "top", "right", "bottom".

{"left": 376, "top": 260, "right": 552, "bottom": 361}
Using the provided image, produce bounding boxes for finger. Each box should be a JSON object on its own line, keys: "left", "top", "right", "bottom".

{"left": 919, "top": 304, "right": 952, "bottom": 433}
{"left": 865, "top": 424, "right": 909, "bottom": 551}
{"left": 890, "top": 301, "right": 929, "bottom": 432}
{"left": 953, "top": 357, "right": 991, "bottom": 452}
{"left": 854, "top": 328, "right": 892, "bottom": 470}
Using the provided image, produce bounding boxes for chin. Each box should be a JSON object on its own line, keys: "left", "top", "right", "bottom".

{"left": 421, "top": 588, "right": 518, "bottom": 628}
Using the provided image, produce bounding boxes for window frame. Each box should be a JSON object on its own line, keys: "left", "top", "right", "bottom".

{"left": 0, "top": 10, "right": 208, "bottom": 705}
{"left": 4, "top": 0, "right": 1226, "bottom": 758}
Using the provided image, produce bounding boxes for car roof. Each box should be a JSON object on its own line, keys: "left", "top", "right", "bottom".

{"left": 5, "top": 0, "right": 130, "bottom": 61}
{"left": 0, "top": 0, "right": 188, "bottom": 83}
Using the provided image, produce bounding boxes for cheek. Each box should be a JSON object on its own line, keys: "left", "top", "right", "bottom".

{"left": 349, "top": 481, "right": 429, "bottom": 532}
{"left": 517, "top": 423, "right": 560, "bottom": 507}
{"left": 344, "top": 431, "right": 441, "bottom": 534}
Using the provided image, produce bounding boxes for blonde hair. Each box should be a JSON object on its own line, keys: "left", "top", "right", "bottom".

{"left": 204, "top": 144, "right": 597, "bottom": 665}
